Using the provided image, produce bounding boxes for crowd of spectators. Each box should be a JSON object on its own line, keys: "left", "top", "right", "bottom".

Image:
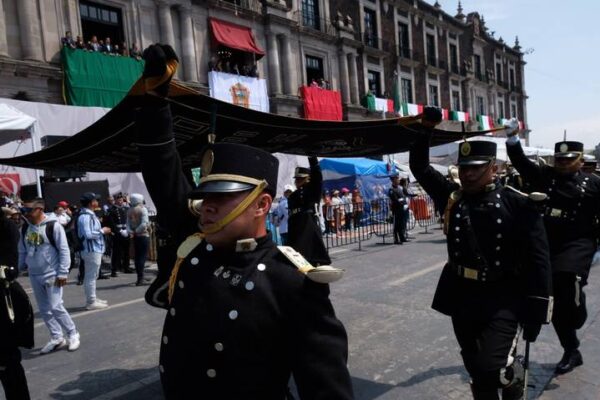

{"left": 208, "top": 50, "right": 259, "bottom": 78}
{"left": 309, "top": 77, "right": 332, "bottom": 90}
{"left": 61, "top": 31, "right": 142, "bottom": 60}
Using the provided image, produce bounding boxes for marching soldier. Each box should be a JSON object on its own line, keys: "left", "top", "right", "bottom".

{"left": 133, "top": 44, "right": 353, "bottom": 399}
{"left": 287, "top": 157, "right": 332, "bottom": 266}
{"left": 409, "top": 115, "right": 553, "bottom": 400}
{"left": 505, "top": 122, "right": 600, "bottom": 375}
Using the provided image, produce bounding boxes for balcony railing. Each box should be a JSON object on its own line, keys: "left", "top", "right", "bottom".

{"left": 212, "top": 0, "right": 262, "bottom": 13}
{"left": 398, "top": 46, "right": 411, "bottom": 59}
{"left": 362, "top": 32, "right": 391, "bottom": 51}
{"left": 475, "top": 71, "right": 488, "bottom": 83}
{"left": 450, "top": 63, "right": 460, "bottom": 74}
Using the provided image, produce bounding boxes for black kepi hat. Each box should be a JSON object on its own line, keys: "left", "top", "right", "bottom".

{"left": 457, "top": 141, "right": 497, "bottom": 166}
{"left": 554, "top": 141, "right": 583, "bottom": 158}
{"left": 189, "top": 143, "right": 279, "bottom": 199}
{"left": 293, "top": 167, "right": 310, "bottom": 178}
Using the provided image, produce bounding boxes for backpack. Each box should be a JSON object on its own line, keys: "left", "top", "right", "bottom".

{"left": 65, "top": 211, "right": 83, "bottom": 252}
{"left": 21, "top": 220, "right": 58, "bottom": 251}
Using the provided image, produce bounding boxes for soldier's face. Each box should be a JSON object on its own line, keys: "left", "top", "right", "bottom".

{"left": 459, "top": 162, "right": 497, "bottom": 193}
{"left": 554, "top": 157, "right": 582, "bottom": 174}
{"left": 199, "top": 190, "right": 272, "bottom": 248}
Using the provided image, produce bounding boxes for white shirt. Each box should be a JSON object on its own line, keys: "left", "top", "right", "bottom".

{"left": 275, "top": 197, "right": 289, "bottom": 234}
{"left": 49, "top": 212, "right": 71, "bottom": 227}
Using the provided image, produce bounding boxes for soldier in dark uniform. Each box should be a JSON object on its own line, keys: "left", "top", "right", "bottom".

{"left": 106, "top": 193, "right": 132, "bottom": 276}
{"left": 0, "top": 213, "right": 34, "bottom": 400}
{"left": 134, "top": 44, "right": 353, "bottom": 400}
{"left": 388, "top": 174, "right": 408, "bottom": 244}
{"left": 505, "top": 127, "right": 600, "bottom": 375}
{"left": 409, "top": 123, "right": 552, "bottom": 400}
{"left": 287, "top": 158, "right": 332, "bottom": 266}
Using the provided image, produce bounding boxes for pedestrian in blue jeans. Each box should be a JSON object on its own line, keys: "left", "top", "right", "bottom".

{"left": 127, "top": 194, "right": 150, "bottom": 286}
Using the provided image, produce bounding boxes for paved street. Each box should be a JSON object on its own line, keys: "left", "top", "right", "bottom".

{"left": 6, "top": 226, "right": 600, "bottom": 400}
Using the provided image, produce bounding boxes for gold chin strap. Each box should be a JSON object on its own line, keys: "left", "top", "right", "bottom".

{"left": 128, "top": 59, "right": 179, "bottom": 96}
{"left": 167, "top": 180, "right": 268, "bottom": 302}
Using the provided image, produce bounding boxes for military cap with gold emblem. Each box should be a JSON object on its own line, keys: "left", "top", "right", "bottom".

{"left": 189, "top": 143, "right": 279, "bottom": 199}
{"left": 554, "top": 141, "right": 583, "bottom": 159}
{"left": 457, "top": 140, "right": 497, "bottom": 166}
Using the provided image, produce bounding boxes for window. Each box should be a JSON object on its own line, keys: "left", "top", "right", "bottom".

{"left": 398, "top": 22, "right": 410, "bottom": 57}
{"left": 495, "top": 63, "right": 502, "bottom": 83}
{"left": 426, "top": 34, "right": 436, "bottom": 66}
{"left": 79, "top": 1, "right": 124, "bottom": 45}
{"left": 509, "top": 69, "right": 515, "bottom": 90}
{"left": 474, "top": 54, "right": 482, "bottom": 80}
{"left": 301, "top": 0, "right": 320, "bottom": 30}
{"left": 305, "top": 55, "right": 324, "bottom": 85}
{"left": 498, "top": 100, "right": 504, "bottom": 118}
{"left": 449, "top": 44, "right": 458, "bottom": 73}
{"left": 511, "top": 104, "right": 517, "bottom": 118}
{"left": 451, "top": 90, "right": 460, "bottom": 111}
{"left": 476, "top": 96, "right": 485, "bottom": 115}
{"left": 428, "top": 84, "right": 439, "bottom": 107}
{"left": 401, "top": 78, "right": 413, "bottom": 103}
{"left": 364, "top": 8, "right": 378, "bottom": 48}
{"left": 367, "top": 70, "right": 381, "bottom": 97}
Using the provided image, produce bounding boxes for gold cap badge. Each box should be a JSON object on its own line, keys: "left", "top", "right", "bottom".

{"left": 460, "top": 142, "right": 471, "bottom": 156}
{"left": 559, "top": 143, "right": 568, "bottom": 153}
{"left": 201, "top": 149, "right": 214, "bottom": 177}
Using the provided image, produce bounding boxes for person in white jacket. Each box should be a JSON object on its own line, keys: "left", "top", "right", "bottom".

{"left": 18, "top": 197, "right": 80, "bottom": 354}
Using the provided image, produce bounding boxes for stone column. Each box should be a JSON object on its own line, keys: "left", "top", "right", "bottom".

{"left": 179, "top": 5, "right": 198, "bottom": 82}
{"left": 279, "top": 34, "right": 296, "bottom": 95}
{"left": 338, "top": 51, "right": 350, "bottom": 104}
{"left": 0, "top": 0, "right": 8, "bottom": 57}
{"left": 16, "top": 0, "right": 43, "bottom": 61}
{"left": 157, "top": 0, "right": 175, "bottom": 46}
{"left": 266, "top": 33, "right": 282, "bottom": 95}
{"left": 348, "top": 53, "right": 359, "bottom": 104}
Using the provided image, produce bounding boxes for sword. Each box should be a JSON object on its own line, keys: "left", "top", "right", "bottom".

{"left": 0, "top": 266, "right": 15, "bottom": 323}
{"left": 523, "top": 340, "right": 530, "bottom": 400}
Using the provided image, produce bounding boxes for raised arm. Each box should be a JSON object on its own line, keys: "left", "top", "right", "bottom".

{"left": 505, "top": 137, "right": 545, "bottom": 186}
{"left": 409, "top": 134, "right": 457, "bottom": 210}
{"left": 307, "top": 156, "right": 323, "bottom": 204}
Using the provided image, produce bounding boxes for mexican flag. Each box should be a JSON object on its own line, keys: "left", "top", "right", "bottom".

{"left": 518, "top": 120, "right": 526, "bottom": 129}
{"left": 497, "top": 118, "right": 509, "bottom": 127}
{"left": 401, "top": 102, "right": 424, "bottom": 117}
{"left": 477, "top": 115, "right": 495, "bottom": 130}
{"left": 374, "top": 97, "right": 394, "bottom": 113}
{"left": 450, "top": 110, "right": 470, "bottom": 122}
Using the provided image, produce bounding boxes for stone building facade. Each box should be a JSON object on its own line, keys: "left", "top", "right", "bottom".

{"left": 0, "top": 0, "right": 528, "bottom": 137}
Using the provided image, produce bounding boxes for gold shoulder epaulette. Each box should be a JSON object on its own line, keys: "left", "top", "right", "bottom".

{"left": 277, "top": 246, "right": 344, "bottom": 284}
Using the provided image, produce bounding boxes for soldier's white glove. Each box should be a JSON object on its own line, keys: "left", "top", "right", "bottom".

{"left": 403, "top": 204, "right": 409, "bottom": 211}
{"left": 504, "top": 118, "right": 520, "bottom": 144}
{"left": 120, "top": 229, "right": 129, "bottom": 238}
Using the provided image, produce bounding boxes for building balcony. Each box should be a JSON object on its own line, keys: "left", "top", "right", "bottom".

{"left": 209, "top": 0, "right": 262, "bottom": 14}
{"left": 475, "top": 71, "right": 488, "bottom": 83}
{"left": 450, "top": 63, "right": 460, "bottom": 75}
{"left": 362, "top": 32, "right": 391, "bottom": 52}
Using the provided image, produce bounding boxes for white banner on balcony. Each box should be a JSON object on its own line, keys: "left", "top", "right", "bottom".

{"left": 208, "top": 71, "right": 269, "bottom": 113}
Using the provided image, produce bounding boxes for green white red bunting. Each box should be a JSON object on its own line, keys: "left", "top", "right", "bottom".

{"left": 477, "top": 115, "right": 495, "bottom": 130}
{"left": 441, "top": 108, "right": 449, "bottom": 120}
{"left": 401, "top": 103, "right": 424, "bottom": 116}
{"left": 450, "top": 110, "right": 470, "bottom": 122}
{"left": 497, "top": 118, "right": 527, "bottom": 130}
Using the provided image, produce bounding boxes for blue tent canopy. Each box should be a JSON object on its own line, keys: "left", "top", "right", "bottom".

{"left": 320, "top": 157, "right": 392, "bottom": 201}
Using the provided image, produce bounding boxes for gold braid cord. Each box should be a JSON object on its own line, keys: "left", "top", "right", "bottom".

{"left": 167, "top": 181, "right": 268, "bottom": 303}
{"left": 128, "top": 60, "right": 179, "bottom": 96}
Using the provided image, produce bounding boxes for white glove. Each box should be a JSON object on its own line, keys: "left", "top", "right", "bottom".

{"left": 403, "top": 204, "right": 409, "bottom": 211}
{"left": 120, "top": 229, "right": 129, "bottom": 238}
{"left": 504, "top": 118, "right": 520, "bottom": 144}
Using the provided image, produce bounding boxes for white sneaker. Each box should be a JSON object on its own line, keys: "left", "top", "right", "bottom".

{"left": 68, "top": 333, "right": 80, "bottom": 351}
{"left": 96, "top": 298, "right": 108, "bottom": 304}
{"left": 85, "top": 301, "right": 109, "bottom": 310}
{"left": 40, "top": 338, "right": 66, "bottom": 354}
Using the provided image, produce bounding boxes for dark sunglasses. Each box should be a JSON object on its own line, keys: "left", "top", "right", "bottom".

{"left": 19, "top": 207, "right": 34, "bottom": 214}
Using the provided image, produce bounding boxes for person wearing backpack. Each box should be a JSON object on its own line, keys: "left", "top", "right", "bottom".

{"left": 77, "top": 193, "right": 111, "bottom": 310}
{"left": 17, "top": 197, "right": 80, "bottom": 355}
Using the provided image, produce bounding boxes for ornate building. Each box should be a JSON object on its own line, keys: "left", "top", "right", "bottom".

{"left": 0, "top": 0, "right": 528, "bottom": 138}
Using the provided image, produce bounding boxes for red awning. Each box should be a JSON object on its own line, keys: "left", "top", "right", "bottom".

{"left": 209, "top": 18, "right": 265, "bottom": 59}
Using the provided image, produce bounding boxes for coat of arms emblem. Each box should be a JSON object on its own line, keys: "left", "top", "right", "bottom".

{"left": 230, "top": 83, "right": 250, "bottom": 108}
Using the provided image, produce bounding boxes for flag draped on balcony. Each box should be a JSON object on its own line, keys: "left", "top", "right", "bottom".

{"left": 362, "top": 93, "right": 394, "bottom": 113}
{"left": 477, "top": 115, "right": 495, "bottom": 130}
{"left": 300, "top": 86, "right": 343, "bottom": 121}
{"left": 401, "top": 102, "right": 423, "bottom": 116}
{"left": 208, "top": 71, "right": 269, "bottom": 112}
{"left": 450, "top": 110, "right": 470, "bottom": 122}
{"left": 441, "top": 108, "right": 449, "bottom": 120}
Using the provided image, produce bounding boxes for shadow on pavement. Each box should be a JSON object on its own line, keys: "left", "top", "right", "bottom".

{"left": 47, "top": 367, "right": 162, "bottom": 400}
{"left": 396, "top": 365, "right": 469, "bottom": 387}
{"left": 351, "top": 376, "right": 397, "bottom": 399}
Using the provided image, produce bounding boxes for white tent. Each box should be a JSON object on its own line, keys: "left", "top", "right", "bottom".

{"left": 0, "top": 103, "right": 42, "bottom": 195}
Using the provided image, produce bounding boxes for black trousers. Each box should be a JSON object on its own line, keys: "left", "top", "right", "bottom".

{"left": 552, "top": 271, "right": 587, "bottom": 351}
{"left": 111, "top": 236, "right": 131, "bottom": 272}
{"left": 452, "top": 315, "right": 519, "bottom": 397}
{"left": 0, "top": 346, "right": 30, "bottom": 400}
{"left": 392, "top": 210, "right": 407, "bottom": 242}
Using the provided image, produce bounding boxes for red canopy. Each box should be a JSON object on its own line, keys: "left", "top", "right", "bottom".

{"left": 300, "top": 86, "right": 343, "bottom": 121}
{"left": 209, "top": 18, "right": 265, "bottom": 59}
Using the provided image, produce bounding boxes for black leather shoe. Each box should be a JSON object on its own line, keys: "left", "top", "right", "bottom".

{"left": 123, "top": 268, "right": 135, "bottom": 274}
{"left": 110, "top": 272, "right": 118, "bottom": 278}
{"left": 135, "top": 279, "right": 151, "bottom": 286}
{"left": 555, "top": 349, "right": 583, "bottom": 375}
{"left": 97, "top": 274, "right": 110, "bottom": 280}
